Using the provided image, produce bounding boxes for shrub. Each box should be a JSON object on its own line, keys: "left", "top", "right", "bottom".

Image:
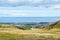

{"left": 15, "top": 25, "right": 32, "bottom": 30}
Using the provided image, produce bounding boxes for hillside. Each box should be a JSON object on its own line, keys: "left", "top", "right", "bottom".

{"left": 41, "top": 20, "right": 60, "bottom": 30}
{"left": 0, "top": 24, "right": 32, "bottom": 30}
{"left": 0, "top": 21, "right": 60, "bottom": 40}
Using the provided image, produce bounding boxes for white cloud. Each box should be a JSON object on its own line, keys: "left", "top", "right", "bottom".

{"left": 31, "top": 0, "right": 43, "bottom": 3}
{"left": 8, "top": 13, "right": 27, "bottom": 16}
{"left": 52, "top": 0, "right": 60, "bottom": 2}
{"left": 0, "top": 12, "right": 28, "bottom": 17}
{"left": 50, "top": 4, "right": 60, "bottom": 9}
{"left": 7, "top": 0, "right": 19, "bottom": 4}
{"left": 0, "top": 0, "right": 60, "bottom": 10}
{"left": 7, "top": 0, "right": 43, "bottom": 3}
{"left": 0, "top": 0, "right": 44, "bottom": 7}
{"left": 54, "top": 5, "right": 60, "bottom": 8}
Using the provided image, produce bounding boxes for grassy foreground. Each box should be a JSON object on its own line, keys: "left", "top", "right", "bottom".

{"left": 0, "top": 28, "right": 60, "bottom": 40}
{"left": 0, "top": 32, "right": 60, "bottom": 40}
{"left": 0, "top": 21, "right": 60, "bottom": 40}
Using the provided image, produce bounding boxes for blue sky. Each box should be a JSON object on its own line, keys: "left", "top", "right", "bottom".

{"left": 0, "top": 0, "right": 60, "bottom": 17}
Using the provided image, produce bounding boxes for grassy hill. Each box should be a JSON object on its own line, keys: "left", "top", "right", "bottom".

{"left": 0, "top": 21, "right": 60, "bottom": 40}
{"left": 41, "top": 21, "right": 60, "bottom": 30}
{"left": 0, "top": 24, "right": 32, "bottom": 30}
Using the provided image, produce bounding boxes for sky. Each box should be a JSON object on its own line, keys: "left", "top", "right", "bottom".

{"left": 0, "top": 0, "right": 60, "bottom": 17}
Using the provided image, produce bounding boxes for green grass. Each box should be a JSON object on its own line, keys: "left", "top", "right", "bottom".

{"left": 0, "top": 33, "right": 22, "bottom": 40}
{"left": 0, "top": 24, "right": 32, "bottom": 30}
{"left": 0, "top": 21, "right": 60, "bottom": 40}
{"left": 15, "top": 26, "right": 32, "bottom": 30}
{"left": 0, "top": 32, "right": 60, "bottom": 40}
{"left": 0, "top": 33, "right": 35, "bottom": 40}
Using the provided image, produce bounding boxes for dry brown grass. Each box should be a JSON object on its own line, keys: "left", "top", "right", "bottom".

{"left": 0, "top": 28, "right": 60, "bottom": 38}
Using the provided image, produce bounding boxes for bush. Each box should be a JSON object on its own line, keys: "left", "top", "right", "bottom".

{"left": 15, "top": 25, "right": 32, "bottom": 30}
{"left": 35, "top": 26, "right": 41, "bottom": 29}
{"left": 22, "top": 25, "right": 32, "bottom": 30}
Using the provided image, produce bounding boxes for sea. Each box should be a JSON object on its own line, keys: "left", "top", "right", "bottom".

{"left": 0, "top": 17, "right": 60, "bottom": 23}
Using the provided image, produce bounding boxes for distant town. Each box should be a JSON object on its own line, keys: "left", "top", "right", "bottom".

{"left": 0, "top": 22, "right": 53, "bottom": 28}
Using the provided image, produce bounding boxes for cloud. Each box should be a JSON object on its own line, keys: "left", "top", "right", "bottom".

{"left": 48, "top": 4, "right": 60, "bottom": 10}
{"left": 53, "top": 5, "right": 60, "bottom": 8}
{"left": 0, "top": 0, "right": 60, "bottom": 9}
{"left": 7, "top": 13, "right": 28, "bottom": 16}
{"left": 0, "top": 7, "right": 60, "bottom": 17}
{"left": 52, "top": 0, "right": 60, "bottom": 2}
{"left": 0, "top": 0, "right": 51, "bottom": 7}
{"left": 7, "top": 0, "right": 19, "bottom": 4}
{"left": 0, "top": 12, "right": 28, "bottom": 17}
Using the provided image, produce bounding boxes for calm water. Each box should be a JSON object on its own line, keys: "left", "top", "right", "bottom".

{"left": 0, "top": 17, "right": 60, "bottom": 23}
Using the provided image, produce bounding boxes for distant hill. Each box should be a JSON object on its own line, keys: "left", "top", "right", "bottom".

{"left": 0, "top": 20, "right": 60, "bottom": 30}
{"left": 41, "top": 20, "right": 60, "bottom": 30}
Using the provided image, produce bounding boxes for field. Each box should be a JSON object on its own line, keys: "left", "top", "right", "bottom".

{"left": 0, "top": 27, "right": 60, "bottom": 40}
{"left": 0, "top": 21, "right": 60, "bottom": 40}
